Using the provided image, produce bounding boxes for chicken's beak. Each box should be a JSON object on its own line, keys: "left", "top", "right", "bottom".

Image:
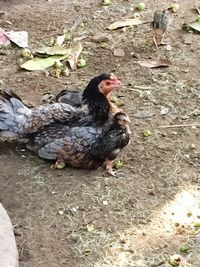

{"left": 99, "top": 77, "right": 122, "bottom": 96}
{"left": 125, "top": 116, "right": 131, "bottom": 123}
{"left": 111, "top": 78, "right": 122, "bottom": 87}
{"left": 110, "top": 73, "right": 122, "bottom": 87}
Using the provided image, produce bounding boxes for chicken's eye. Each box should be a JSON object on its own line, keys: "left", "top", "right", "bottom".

{"left": 106, "top": 81, "right": 110, "bottom": 86}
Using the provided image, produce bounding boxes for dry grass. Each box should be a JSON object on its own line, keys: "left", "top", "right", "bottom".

{"left": 14, "top": 157, "right": 200, "bottom": 266}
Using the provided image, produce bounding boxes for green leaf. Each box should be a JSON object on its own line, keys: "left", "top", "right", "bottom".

{"left": 136, "top": 2, "right": 146, "bottom": 11}
{"left": 114, "top": 160, "right": 123, "bottom": 170}
{"left": 189, "top": 21, "right": 200, "bottom": 32}
{"left": 102, "top": 0, "right": 112, "bottom": 6}
{"left": 194, "top": 221, "right": 200, "bottom": 227}
{"left": 180, "top": 244, "right": 190, "bottom": 253}
{"left": 143, "top": 130, "right": 152, "bottom": 137}
{"left": 21, "top": 54, "right": 69, "bottom": 71}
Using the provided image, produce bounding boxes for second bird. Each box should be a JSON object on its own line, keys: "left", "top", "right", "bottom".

{"left": 152, "top": 7, "right": 173, "bottom": 47}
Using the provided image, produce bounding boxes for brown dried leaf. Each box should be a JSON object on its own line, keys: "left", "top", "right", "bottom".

{"left": 136, "top": 58, "right": 171, "bottom": 68}
{"left": 133, "top": 111, "right": 155, "bottom": 119}
{"left": 92, "top": 32, "right": 112, "bottom": 42}
{"left": 67, "top": 42, "right": 83, "bottom": 70}
{"left": 107, "top": 18, "right": 148, "bottom": 30}
{"left": 73, "top": 35, "right": 87, "bottom": 42}
{"left": 194, "top": 6, "right": 200, "bottom": 14}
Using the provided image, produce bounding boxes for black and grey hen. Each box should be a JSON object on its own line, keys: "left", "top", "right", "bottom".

{"left": 0, "top": 85, "right": 130, "bottom": 175}
{"left": 42, "top": 73, "right": 121, "bottom": 116}
{"left": 27, "top": 111, "right": 131, "bottom": 175}
{"left": 0, "top": 74, "right": 121, "bottom": 139}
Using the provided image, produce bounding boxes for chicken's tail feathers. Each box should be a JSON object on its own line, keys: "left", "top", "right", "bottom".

{"left": 0, "top": 88, "right": 22, "bottom": 101}
{"left": 0, "top": 89, "right": 31, "bottom": 138}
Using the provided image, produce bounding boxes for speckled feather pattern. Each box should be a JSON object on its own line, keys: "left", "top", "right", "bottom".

{"left": 0, "top": 90, "right": 131, "bottom": 170}
{"left": 152, "top": 10, "right": 172, "bottom": 33}
{"left": 0, "top": 95, "right": 83, "bottom": 137}
{"left": 27, "top": 123, "right": 130, "bottom": 169}
{"left": 56, "top": 90, "right": 82, "bottom": 107}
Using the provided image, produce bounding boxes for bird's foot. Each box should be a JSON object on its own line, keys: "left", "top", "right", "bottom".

{"left": 153, "top": 36, "right": 168, "bottom": 48}
{"left": 50, "top": 160, "right": 66, "bottom": 170}
{"left": 105, "top": 160, "right": 116, "bottom": 177}
{"left": 160, "top": 41, "right": 168, "bottom": 46}
{"left": 153, "top": 36, "right": 158, "bottom": 49}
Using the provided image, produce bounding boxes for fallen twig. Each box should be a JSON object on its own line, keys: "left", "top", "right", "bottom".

{"left": 159, "top": 124, "right": 200, "bottom": 128}
{"left": 133, "top": 85, "right": 153, "bottom": 90}
{"left": 127, "top": 86, "right": 152, "bottom": 92}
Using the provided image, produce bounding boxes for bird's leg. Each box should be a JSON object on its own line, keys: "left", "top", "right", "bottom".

{"left": 153, "top": 31, "right": 168, "bottom": 47}
{"left": 153, "top": 35, "right": 158, "bottom": 49}
{"left": 50, "top": 159, "right": 66, "bottom": 170}
{"left": 160, "top": 31, "right": 168, "bottom": 45}
{"left": 160, "top": 39, "right": 165, "bottom": 45}
{"left": 105, "top": 160, "right": 116, "bottom": 176}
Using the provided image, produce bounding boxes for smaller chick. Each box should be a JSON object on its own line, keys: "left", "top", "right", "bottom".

{"left": 103, "top": 112, "right": 131, "bottom": 176}
{"left": 152, "top": 7, "right": 173, "bottom": 47}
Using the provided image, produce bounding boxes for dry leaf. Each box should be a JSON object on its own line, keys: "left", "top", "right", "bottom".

{"left": 107, "top": 18, "right": 148, "bottom": 30}
{"left": 5, "top": 31, "right": 28, "bottom": 47}
{"left": 55, "top": 34, "right": 65, "bottom": 46}
{"left": 67, "top": 42, "right": 83, "bottom": 70}
{"left": 73, "top": 35, "right": 87, "bottom": 42}
{"left": 136, "top": 58, "right": 171, "bottom": 68}
{"left": 37, "top": 46, "right": 70, "bottom": 56}
{"left": 92, "top": 32, "right": 112, "bottom": 42}
{"left": 194, "top": 6, "right": 200, "bottom": 14}
{"left": 133, "top": 111, "right": 155, "bottom": 119}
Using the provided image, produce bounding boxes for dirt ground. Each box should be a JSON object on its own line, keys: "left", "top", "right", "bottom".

{"left": 1, "top": 0, "right": 200, "bottom": 266}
